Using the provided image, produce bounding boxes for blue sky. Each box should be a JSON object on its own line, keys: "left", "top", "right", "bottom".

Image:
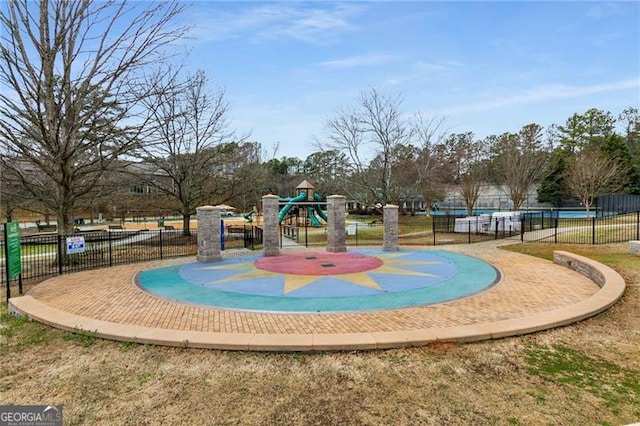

{"left": 175, "top": 1, "right": 639, "bottom": 159}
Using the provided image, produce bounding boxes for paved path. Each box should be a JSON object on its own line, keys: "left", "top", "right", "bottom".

{"left": 8, "top": 239, "right": 624, "bottom": 351}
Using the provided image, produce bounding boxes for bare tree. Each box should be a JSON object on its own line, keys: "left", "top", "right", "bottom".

{"left": 565, "top": 150, "right": 627, "bottom": 215}
{"left": 490, "top": 123, "right": 550, "bottom": 211}
{"left": 412, "top": 113, "right": 449, "bottom": 215}
{"left": 618, "top": 107, "right": 640, "bottom": 156}
{"left": 0, "top": 0, "right": 186, "bottom": 233}
{"left": 137, "top": 69, "right": 240, "bottom": 235}
{"left": 443, "top": 132, "right": 487, "bottom": 215}
{"left": 0, "top": 163, "right": 39, "bottom": 222}
{"left": 321, "top": 88, "right": 412, "bottom": 209}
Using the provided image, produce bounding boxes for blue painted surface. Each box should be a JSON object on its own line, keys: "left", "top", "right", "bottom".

{"left": 137, "top": 249, "right": 498, "bottom": 313}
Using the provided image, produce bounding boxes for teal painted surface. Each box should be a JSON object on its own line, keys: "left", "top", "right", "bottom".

{"left": 137, "top": 250, "right": 498, "bottom": 313}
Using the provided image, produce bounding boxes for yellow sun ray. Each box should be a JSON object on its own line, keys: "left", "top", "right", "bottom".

{"left": 283, "top": 275, "right": 324, "bottom": 294}
{"left": 330, "top": 272, "right": 382, "bottom": 289}
{"left": 374, "top": 253, "right": 413, "bottom": 260}
{"left": 211, "top": 268, "right": 277, "bottom": 284}
{"left": 283, "top": 271, "right": 382, "bottom": 294}
{"left": 373, "top": 265, "right": 439, "bottom": 277}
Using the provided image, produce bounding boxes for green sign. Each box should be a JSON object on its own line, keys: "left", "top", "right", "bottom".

{"left": 6, "top": 221, "right": 22, "bottom": 279}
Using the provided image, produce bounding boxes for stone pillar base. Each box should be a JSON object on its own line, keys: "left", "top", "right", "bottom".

{"left": 383, "top": 204, "right": 399, "bottom": 251}
{"left": 197, "top": 206, "right": 223, "bottom": 262}
{"left": 262, "top": 194, "right": 281, "bottom": 257}
{"left": 326, "top": 195, "right": 347, "bottom": 253}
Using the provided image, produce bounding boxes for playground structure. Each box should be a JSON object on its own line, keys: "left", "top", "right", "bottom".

{"left": 244, "top": 208, "right": 258, "bottom": 223}
{"left": 278, "top": 191, "right": 328, "bottom": 227}
{"left": 244, "top": 180, "right": 328, "bottom": 229}
{"left": 278, "top": 180, "right": 328, "bottom": 228}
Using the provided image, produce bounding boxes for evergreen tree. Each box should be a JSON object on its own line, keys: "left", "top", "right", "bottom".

{"left": 537, "top": 149, "right": 571, "bottom": 206}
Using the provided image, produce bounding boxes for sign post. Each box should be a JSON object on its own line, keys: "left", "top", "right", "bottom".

{"left": 4, "top": 221, "right": 22, "bottom": 301}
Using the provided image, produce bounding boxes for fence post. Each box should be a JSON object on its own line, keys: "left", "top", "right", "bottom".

{"left": 57, "top": 234, "right": 63, "bottom": 275}
{"left": 468, "top": 220, "right": 471, "bottom": 244}
{"left": 432, "top": 216, "right": 436, "bottom": 246}
{"left": 4, "top": 226, "right": 10, "bottom": 302}
{"left": 592, "top": 216, "right": 596, "bottom": 244}
{"left": 554, "top": 218, "right": 558, "bottom": 243}
{"left": 637, "top": 211, "right": 639, "bottom": 241}
{"left": 520, "top": 217, "right": 525, "bottom": 242}
{"left": 108, "top": 231, "right": 113, "bottom": 266}
{"left": 159, "top": 229, "right": 164, "bottom": 260}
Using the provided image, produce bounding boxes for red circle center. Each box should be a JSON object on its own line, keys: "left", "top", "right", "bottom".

{"left": 254, "top": 251, "right": 383, "bottom": 276}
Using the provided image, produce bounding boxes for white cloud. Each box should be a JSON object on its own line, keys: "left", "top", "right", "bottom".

{"left": 318, "top": 53, "right": 404, "bottom": 69}
{"left": 586, "top": 3, "right": 624, "bottom": 19}
{"left": 379, "top": 61, "right": 461, "bottom": 87}
{"left": 442, "top": 79, "right": 640, "bottom": 115}
{"left": 187, "top": 3, "right": 363, "bottom": 45}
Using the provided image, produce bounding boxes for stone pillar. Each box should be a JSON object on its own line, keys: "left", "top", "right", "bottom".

{"left": 326, "top": 195, "right": 347, "bottom": 253}
{"left": 383, "top": 204, "right": 399, "bottom": 252}
{"left": 196, "top": 206, "right": 223, "bottom": 262}
{"left": 262, "top": 194, "right": 280, "bottom": 257}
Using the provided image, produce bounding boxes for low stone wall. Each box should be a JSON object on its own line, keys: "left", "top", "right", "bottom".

{"left": 630, "top": 240, "right": 640, "bottom": 257}
{"left": 554, "top": 251, "right": 623, "bottom": 292}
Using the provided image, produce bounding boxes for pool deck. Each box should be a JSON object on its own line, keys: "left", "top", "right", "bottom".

{"left": 8, "top": 239, "right": 626, "bottom": 352}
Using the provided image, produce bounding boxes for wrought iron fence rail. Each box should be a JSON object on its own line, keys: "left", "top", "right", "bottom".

{"left": 277, "top": 216, "right": 520, "bottom": 249}
{"left": 520, "top": 211, "right": 640, "bottom": 244}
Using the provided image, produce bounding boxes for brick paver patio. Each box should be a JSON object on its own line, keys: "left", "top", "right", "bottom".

{"left": 9, "top": 240, "right": 624, "bottom": 351}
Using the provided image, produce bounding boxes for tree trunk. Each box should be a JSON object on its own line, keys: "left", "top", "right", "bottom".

{"left": 57, "top": 204, "right": 74, "bottom": 235}
{"left": 182, "top": 214, "right": 191, "bottom": 236}
{"left": 511, "top": 195, "right": 524, "bottom": 212}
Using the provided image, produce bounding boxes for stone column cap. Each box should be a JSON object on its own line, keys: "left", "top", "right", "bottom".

{"left": 197, "top": 205, "right": 222, "bottom": 211}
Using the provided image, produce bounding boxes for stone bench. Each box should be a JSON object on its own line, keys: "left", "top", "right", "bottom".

{"left": 630, "top": 240, "right": 640, "bottom": 257}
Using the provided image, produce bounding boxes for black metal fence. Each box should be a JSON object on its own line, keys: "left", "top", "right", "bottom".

{"left": 278, "top": 214, "right": 521, "bottom": 249}
{"left": 1, "top": 224, "right": 267, "bottom": 287}
{"left": 1, "top": 229, "right": 196, "bottom": 287}
{"left": 521, "top": 211, "right": 640, "bottom": 244}
{"left": 596, "top": 194, "right": 640, "bottom": 216}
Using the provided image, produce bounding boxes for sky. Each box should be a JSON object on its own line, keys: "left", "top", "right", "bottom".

{"left": 173, "top": 1, "right": 639, "bottom": 160}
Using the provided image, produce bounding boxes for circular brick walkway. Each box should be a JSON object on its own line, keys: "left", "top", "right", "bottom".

{"left": 8, "top": 241, "right": 624, "bottom": 351}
